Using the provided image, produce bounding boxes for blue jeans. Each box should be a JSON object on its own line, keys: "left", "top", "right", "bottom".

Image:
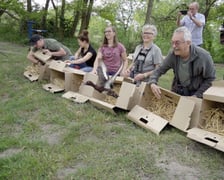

{"left": 69, "top": 56, "right": 93, "bottom": 72}
{"left": 69, "top": 56, "right": 88, "bottom": 70}
{"left": 80, "top": 66, "right": 93, "bottom": 72}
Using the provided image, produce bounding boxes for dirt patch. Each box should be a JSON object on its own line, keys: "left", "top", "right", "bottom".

{"left": 156, "top": 158, "right": 201, "bottom": 179}
{"left": 0, "top": 148, "right": 24, "bottom": 159}
{"left": 56, "top": 163, "right": 85, "bottom": 179}
{"left": 0, "top": 42, "right": 27, "bottom": 55}
{"left": 40, "top": 124, "right": 65, "bottom": 145}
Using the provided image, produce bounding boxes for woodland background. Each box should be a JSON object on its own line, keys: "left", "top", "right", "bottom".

{"left": 0, "top": 0, "right": 224, "bottom": 61}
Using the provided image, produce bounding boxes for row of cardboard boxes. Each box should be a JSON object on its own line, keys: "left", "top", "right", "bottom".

{"left": 24, "top": 50, "right": 224, "bottom": 152}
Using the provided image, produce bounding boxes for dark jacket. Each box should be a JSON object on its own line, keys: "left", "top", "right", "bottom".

{"left": 148, "top": 44, "right": 216, "bottom": 98}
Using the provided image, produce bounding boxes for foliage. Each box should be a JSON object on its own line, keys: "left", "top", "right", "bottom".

{"left": 204, "top": 2, "right": 224, "bottom": 62}
{"left": 0, "top": 0, "right": 224, "bottom": 61}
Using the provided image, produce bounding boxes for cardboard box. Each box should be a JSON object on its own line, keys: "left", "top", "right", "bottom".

{"left": 127, "top": 83, "right": 195, "bottom": 134}
{"left": 62, "top": 73, "right": 105, "bottom": 107}
{"left": 79, "top": 73, "right": 104, "bottom": 98}
{"left": 74, "top": 73, "right": 141, "bottom": 114}
{"left": 38, "top": 60, "right": 51, "bottom": 81}
{"left": 61, "top": 68, "right": 87, "bottom": 103}
{"left": 24, "top": 64, "right": 39, "bottom": 82}
{"left": 42, "top": 60, "right": 66, "bottom": 93}
{"left": 187, "top": 80, "right": 224, "bottom": 152}
{"left": 127, "top": 105, "right": 168, "bottom": 135}
{"left": 62, "top": 91, "right": 89, "bottom": 104}
{"left": 64, "top": 68, "right": 86, "bottom": 92}
{"left": 24, "top": 60, "right": 51, "bottom": 82}
{"left": 33, "top": 50, "right": 51, "bottom": 64}
{"left": 202, "top": 80, "right": 224, "bottom": 102}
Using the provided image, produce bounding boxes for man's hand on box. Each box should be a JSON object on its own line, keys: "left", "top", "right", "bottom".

{"left": 42, "top": 49, "right": 52, "bottom": 56}
{"left": 151, "top": 83, "right": 161, "bottom": 99}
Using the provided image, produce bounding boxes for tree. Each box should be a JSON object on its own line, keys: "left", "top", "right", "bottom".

{"left": 51, "top": 0, "right": 59, "bottom": 33}
{"left": 145, "top": 0, "right": 154, "bottom": 24}
{"left": 41, "top": 0, "right": 51, "bottom": 30}
{"left": 59, "top": 0, "right": 66, "bottom": 38}
{"left": 27, "top": 0, "right": 32, "bottom": 13}
{"left": 79, "top": 0, "right": 94, "bottom": 34}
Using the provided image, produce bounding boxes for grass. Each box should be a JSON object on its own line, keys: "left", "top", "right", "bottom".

{"left": 0, "top": 41, "right": 224, "bottom": 179}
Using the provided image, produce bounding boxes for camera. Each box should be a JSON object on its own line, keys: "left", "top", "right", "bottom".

{"left": 180, "top": 10, "right": 187, "bottom": 15}
{"left": 136, "top": 60, "right": 144, "bottom": 73}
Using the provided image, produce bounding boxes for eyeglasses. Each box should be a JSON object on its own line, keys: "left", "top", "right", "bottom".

{"left": 104, "top": 30, "right": 112, "bottom": 33}
{"left": 171, "top": 41, "right": 185, "bottom": 46}
{"left": 143, "top": 32, "right": 154, "bottom": 35}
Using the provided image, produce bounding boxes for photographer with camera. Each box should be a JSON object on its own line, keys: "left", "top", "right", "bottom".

{"left": 176, "top": 2, "right": 205, "bottom": 46}
{"left": 149, "top": 27, "right": 215, "bottom": 99}
{"left": 124, "top": 24, "right": 163, "bottom": 86}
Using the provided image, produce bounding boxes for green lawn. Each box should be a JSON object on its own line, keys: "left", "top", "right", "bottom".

{"left": 0, "top": 42, "right": 224, "bottom": 179}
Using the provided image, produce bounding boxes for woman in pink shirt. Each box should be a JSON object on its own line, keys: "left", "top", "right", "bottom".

{"left": 92, "top": 25, "right": 128, "bottom": 76}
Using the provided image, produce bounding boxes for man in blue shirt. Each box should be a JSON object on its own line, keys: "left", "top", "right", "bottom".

{"left": 176, "top": 2, "right": 205, "bottom": 46}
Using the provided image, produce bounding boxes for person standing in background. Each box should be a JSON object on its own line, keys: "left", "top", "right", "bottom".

{"left": 176, "top": 2, "right": 205, "bottom": 46}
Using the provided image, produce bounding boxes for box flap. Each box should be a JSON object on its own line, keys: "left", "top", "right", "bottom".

{"left": 80, "top": 72, "right": 98, "bottom": 85}
{"left": 62, "top": 91, "right": 89, "bottom": 103}
{"left": 215, "top": 138, "right": 224, "bottom": 152}
{"left": 65, "top": 72, "right": 84, "bottom": 92}
{"left": 89, "top": 97, "right": 116, "bottom": 114}
{"left": 187, "top": 127, "right": 224, "bottom": 152}
{"left": 23, "top": 71, "right": 39, "bottom": 82}
{"left": 79, "top": 73, "right": 103, "bottom": 98}
{"left": 127, "top": 105, "right": 168, "bottom": 135}
{"left": 64, "top": 67, "right": 86, "bottom": 75}
{"left": 79, "top": 84, "right": 105, "bottom": 99}
{"left": 203, "top": 86, "right": 224, "bottom": 103}
{"left": 187, "top": 97, "right": 202, "bottom": 128}
{"left": 38, "top": 63, "right": 51, "bottom": 81}
{"left": 49, "top": 60, "right": 66, "bottom": 72}
{"left": 42, "top": 83, "right": 64, "bottom": 93}
{"left": 170, "top": 96, "right": 195, "bottom": 132}
{"left": 116, "top": 81, "right": 138, "bottom": 110}
{"left": 114, "top": 76, "right": 124, "bottom": 83}
{"left": 33, "top": 50, "right": 51, "bottom": 63}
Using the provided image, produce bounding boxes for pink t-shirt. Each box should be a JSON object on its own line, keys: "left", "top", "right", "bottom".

{"left": 100, "top": 43, "right": 126, "bottom": 73}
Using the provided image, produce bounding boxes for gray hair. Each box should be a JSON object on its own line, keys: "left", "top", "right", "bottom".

{"left": 142, "top": 24, "right": 158, "bottom": 36}
{"left": 190, "top": 2, "right": 199, "bottom": 9}
{"left": 174, "top": 26, "right": 192, "bottom": 41}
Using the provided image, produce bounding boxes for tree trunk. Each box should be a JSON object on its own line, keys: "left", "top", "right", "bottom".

{"left": 79, "top": 0, "right": 93, "bottom": 34}
{"left": 203, "top": 0, "right": 217, "bottom": 20}
{"left": 85, "top": 0, "right": 94, "bottom": 30}
{"left": 51, "top": 0, "right": 59, "bottom": 32}
{"left": 145, "top": 0, "right": 154, "bottom": 24}
{"left": 41, "top": 0, "right": 50, "bottom": 30}
{"left": 59, "top": 0, "right": 66, "bottom": 38}
{"left": 27, "top": 0, "right": 32, "bottom": 12}
{"left": 70, "top": 11, "right": 80, "bottom": 37}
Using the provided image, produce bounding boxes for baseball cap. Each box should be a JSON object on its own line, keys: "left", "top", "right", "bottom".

{"left": 29, "top": 34, "right": 42, "bottom": 45}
